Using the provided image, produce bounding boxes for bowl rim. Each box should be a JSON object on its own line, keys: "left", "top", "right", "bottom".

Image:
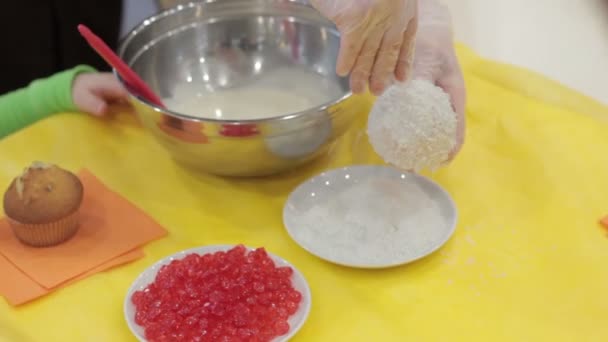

{"left": 123, "top": 244, "right": 313, "bottom": 342}
{"left": 116, "top": 0, "right": 353, "bottom": 124}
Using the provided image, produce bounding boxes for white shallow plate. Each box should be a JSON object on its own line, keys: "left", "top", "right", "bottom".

{"left": 124, "top": 245, "right": 312, "bottom": 342}
{"left": 283, "top": 165, "right": 458, "bottom": 268}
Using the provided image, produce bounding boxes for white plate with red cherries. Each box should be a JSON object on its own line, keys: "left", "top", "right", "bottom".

{"left": 124, "top": 245, "right": 311, "bottom": 342}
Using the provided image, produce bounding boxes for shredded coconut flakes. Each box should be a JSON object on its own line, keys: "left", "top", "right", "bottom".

{"left": 292, "top": 177, "right": 447, "bottom": 266}
{"left": 367, "top": 80, "right": 457, "bottom": 172}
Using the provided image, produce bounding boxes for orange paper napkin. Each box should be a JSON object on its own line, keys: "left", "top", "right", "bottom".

{"left": 600, "top": 216, "right": 608, "bottom": 231}
{"left": 0, "top": 170, "right": 167, "bottom": 295}
{"left": 0, "top": 249, "right": 143, "bottom": 306}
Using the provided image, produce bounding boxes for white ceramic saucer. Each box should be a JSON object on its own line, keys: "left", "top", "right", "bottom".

{"left": 283, "top": 165, "right": 457, "bottom": 268}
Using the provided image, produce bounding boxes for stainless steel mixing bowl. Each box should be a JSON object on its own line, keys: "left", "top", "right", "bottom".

{"left": 118, "top": 0, "right": 366, "bottom": 177}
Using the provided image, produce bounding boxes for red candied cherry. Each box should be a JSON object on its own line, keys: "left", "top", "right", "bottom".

{"left": 183, "top": 253, "right": 200, "bottom": 264}
{"left": 201, "top": 253, "right": 214, "bottom": 264}
{"left": 276, "top": 266, "right": 293, "bottom": 278}
{"left": 260, "top": 257, "right": 274, "bottom": 269}
{"left": 214, "top": 251, "right": 227, "bottom": 260}
{"left": 236, "top": 275, "right": 248, "bottom": 286}
{"left": 277, "top": 307, "right": 289, "bottom": 319}
{"left": 285, "top": 300, "right": 299, "bottom": 315}
{"left": 265, "top": 278, "right": 279, "bottom": 291}
{"left": 184, "top": 315, "right": 198, "bottom": 327}
{"left": 147, "top": 307, "right": 162, "bottom": 321}
{"left": 241, "top": 263, "right": 255, "bottom": 275}
{"left": 289, "top": 290, "right": 302, "bottom": 303}
{"left": 259, "top": 327, "right": 275, "bottom": 341}
{"left": 245, "top": 253, "right": 256, "bottom": 264}
{"left": 189, "top": 335, "right": 202, "bottom": 342}
{"left": 132, "top": 291, "right": 144, "bottom": 305}
{"left": 209, "top": 290, "right": 224, "bottom": 303}
{"left": 220, "top": 277, "right": 233, "bottom": 290}
{"left": 273, "top": 290, "right": 288, "bottom": 302}
{"left": 211, "top": 303, "right": 226, "bottom": 317}
{"left": 160, "top": 312, "right": 178, "bottom": 328}
{"left": 135, "top": 310, "right": 147, "bottom": 325}
{"left": 253, "top": 282, "right": 265, "bottom": 293}
{"left": 198, "top": 318, "right": 209, "bottom": 330}
{"left": 258, "top": 292, "right": 273, "bottom": 305}
{"left": 224, "top": 326, "right": 238, "bottom": 336}
{"left": 237, "top": 328, "right": 253, "bottom": 339}
{"left": 144, "top": 323, "right": 163, "bottom": 340}
{"left": 251, "top": 248, "right": 268, "bottom": 261}
{"left": 274, "top": 320, "right": 290, "bottom": 336}
{"left": 227, "top": 245, "right": 247, "bottom": 258}
{"left": 252, "top": 304, "right": 267, "bottom": 316}
{"left": 232, "top": 313, "right": 249, "bottom": 327}
{"left": 251, "top": 271, "right": 264, "bottom": 281}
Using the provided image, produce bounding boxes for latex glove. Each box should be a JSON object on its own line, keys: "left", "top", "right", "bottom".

{"left": 411, "top": 0, "right": 466, "bottom": 160}
{"left": 310, "top": 0, "right": 418, "bottom": 96}
{"left": 72, "top": 72, "right": 129, "bottom": 116}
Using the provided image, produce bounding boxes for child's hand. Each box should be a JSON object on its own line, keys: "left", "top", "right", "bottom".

{"left": 72, "top": 72, "right": 129, "bottom": 116}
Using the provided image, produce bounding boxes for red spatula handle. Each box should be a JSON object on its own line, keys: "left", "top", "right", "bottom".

{"left": 77, "top": 24, "right": 164, "bottom": 107}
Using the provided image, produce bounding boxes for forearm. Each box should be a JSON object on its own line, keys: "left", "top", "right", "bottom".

{"left": 0, "top": 65, "right": 95, "bottom": 139}
{"left": 0, "top": 88, "right": 39, "bottom": 139}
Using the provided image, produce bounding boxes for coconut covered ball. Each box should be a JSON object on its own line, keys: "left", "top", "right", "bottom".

{"left": 367, "top": 80, "right": 458, "bottom": 172}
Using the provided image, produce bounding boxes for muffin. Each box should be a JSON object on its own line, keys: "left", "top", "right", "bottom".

{"left": 3, "top": 162, "right": 83, "bottom": 247}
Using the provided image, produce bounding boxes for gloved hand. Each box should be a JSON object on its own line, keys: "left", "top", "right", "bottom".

{"left": 411, "top": 0, "right": 466, "bottom": 160}
{"left": 310, "top": 0, "right": 418, "bottom": 96}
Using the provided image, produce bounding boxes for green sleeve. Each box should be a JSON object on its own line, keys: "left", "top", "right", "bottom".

{"left": 0, "top": 65, "right": 97, "bottom": 139}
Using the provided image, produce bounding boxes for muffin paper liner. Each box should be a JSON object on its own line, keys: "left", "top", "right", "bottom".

{"left": 7, "top": 210, "right": 80, "bottom": 247}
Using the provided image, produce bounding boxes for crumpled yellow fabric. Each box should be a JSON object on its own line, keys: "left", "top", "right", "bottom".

{"left": 1, "top": 44, "right": 607, "bottom": 342}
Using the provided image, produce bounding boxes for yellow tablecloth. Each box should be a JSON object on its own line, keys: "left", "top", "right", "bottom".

{"left": 1, "top": 44, "right": 608, "bottom": 342}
